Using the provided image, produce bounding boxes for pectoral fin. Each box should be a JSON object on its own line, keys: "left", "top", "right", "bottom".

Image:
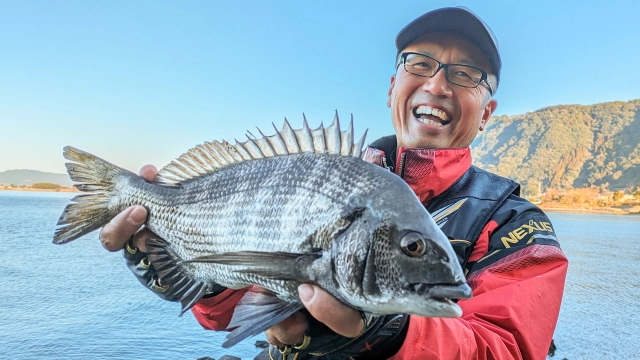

{"left": 183, "top": 250, "right": 322, "bottom": 282}
{"left": 223, "top": 289, "right": 303, "bottom": 348}
{"left": 146, "top": 237, "right": 214, "bottom": 316}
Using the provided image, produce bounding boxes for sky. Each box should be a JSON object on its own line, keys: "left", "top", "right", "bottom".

{"left": 1, "top": 0, "right": 639, "bottom": 174}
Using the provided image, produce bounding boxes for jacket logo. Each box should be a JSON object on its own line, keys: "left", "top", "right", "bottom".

{"left": 432, "top": 198, "right": 468, "bottom": 228}
{"left": 500, "top": 220, "right": 557, "bottom": 248}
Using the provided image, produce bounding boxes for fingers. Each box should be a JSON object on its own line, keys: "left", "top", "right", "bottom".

{"left": 99, "top": 206, "right": 147, "bottom": 251}
{"left": 264, "top": 311, "right": 307, "bottom": 347}
{"left": 139, "top": 164, "right": 158, "bottom": 182}
{"left": 99, "top": 165, "right": 157, "bottom": 252}
{"left": 265, "top": 285, "right": 364, "bottom": 348}
{"left": 298, "top": 284, "right": 364, "bottom": 338}
{"left": 131, "top": 227, "right": 157, "bottom": 253}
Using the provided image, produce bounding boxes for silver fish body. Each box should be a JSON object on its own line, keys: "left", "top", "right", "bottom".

{"left": 54, "top": 116, "right": 471, "bottom": 347}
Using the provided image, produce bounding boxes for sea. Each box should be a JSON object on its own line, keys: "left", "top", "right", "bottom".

{"left": 0, "top": 191, "right": 638, "bottom": 360}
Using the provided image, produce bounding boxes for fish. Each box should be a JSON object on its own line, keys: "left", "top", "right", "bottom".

{"left": 53, "top": 114, "right": 472, "bottom": 348}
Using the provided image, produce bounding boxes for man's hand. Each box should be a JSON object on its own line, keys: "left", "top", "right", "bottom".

{"left": 264, "top": 284, "right": 365, "bottom": 347}
{"left": 99, "top": 165, "right": 158, "bottom": 252}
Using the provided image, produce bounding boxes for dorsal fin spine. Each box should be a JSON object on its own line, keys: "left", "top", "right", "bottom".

{"left": 159, "top": 173, "right": 183, "bottom": 183}
{"left": 183, "top": 152, "right": 208, "bottom": 173}
{"left": 256, "top": 129, "right": 277, "bottom": 157}
{"left": 294, "top": 117, "right": 314, "bottom": 153}
{"left": 224, "top": 142, "right": 245, "bottom": 162}
{"left": 193, "top": 145, "right": 217, "bottom": 171}
{"left": 232, "top": 139, "right": 254, "bottom": 161}
{"left": 171, "top": 160, "right": 199, "bottom": 178}
{"left": 324, "top": 113, "right": 340, "bottom": 154}
{"left": 243, "top": 137, "right": 265, "bottom": 159}
{"left": 269, "top": 122, "right": 290, "bottom": 155}
{"left": 213, "top": 141, "right": 237, "bottom": 164}
{"left": 311, "top": 122, "right": 326, "bottom": 154}
{"left": 353, "top": 129, "right": 368, "bottom": 159}
{"left": 279, "top": 119, "right": 301, "bottom": 154}
{"left": 208, "top": 142, "right": 231, "bottom": 167}
{"left": 340, "top": 117, "right": 354, "bottom": 156}
{"left": 202, "top": 142, "right": 223, "bottom": 168}
{"left": 159, "top": 164, "right": 188, "bottom": 183}
{"left": 154, "top": 114, "right": 368, "bottom": 186}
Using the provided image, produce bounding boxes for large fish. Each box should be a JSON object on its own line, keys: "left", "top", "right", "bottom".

{"left": 54, "top": 115, "right": 471, "bottom": 347}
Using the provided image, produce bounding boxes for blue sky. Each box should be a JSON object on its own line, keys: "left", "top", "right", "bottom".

{"left": 1, "top": 0, "right": 639, "bottom": 173}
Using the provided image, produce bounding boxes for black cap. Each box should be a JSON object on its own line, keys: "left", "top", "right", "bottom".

{"left": 395, "top": 7, "right": 501, "bottom": 91}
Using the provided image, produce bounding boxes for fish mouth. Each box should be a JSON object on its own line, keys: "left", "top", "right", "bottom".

{"left": 413, "top": 283, "right": 473, "bottom": 302}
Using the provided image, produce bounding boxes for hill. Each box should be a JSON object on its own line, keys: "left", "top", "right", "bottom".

{"left": 3, "top": 99, "right": 639, "bottom": 194}
{"left": 0, "top": 170, "right": 74, "bottom": 187}
{"left": 472, "top": 99, "right": 640, "bottom": 195}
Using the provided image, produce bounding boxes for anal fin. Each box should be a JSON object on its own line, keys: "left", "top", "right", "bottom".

{"left": 223, "top": 289, "right": 303, "bottom": 348}
{"left": 146, "top": 237, "right": 213, "bottom": 316}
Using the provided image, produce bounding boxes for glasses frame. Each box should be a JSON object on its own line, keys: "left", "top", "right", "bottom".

{"left": 400, "top": 52, "right": 494, "bottom": 95}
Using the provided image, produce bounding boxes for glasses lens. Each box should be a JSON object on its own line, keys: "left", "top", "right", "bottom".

{"left": 447, "top": 65, "right": 484, "bottom": 88}
{"left": 404, "top": 53, "right": 439, "bottom": 77}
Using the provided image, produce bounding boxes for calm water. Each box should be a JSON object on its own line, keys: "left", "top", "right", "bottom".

{"left": 0, "top": 191, "right": 638, "bottom": 359}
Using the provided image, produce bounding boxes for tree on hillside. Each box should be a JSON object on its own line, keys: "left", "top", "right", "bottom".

{"left": 473, "top": 99, "right": 640, "bottom": 191}
{"left": 612, "top": 190, "right": 624, "bottom": 202}
{"left": 523, "top": 180, "right": 540, "bottom": 199}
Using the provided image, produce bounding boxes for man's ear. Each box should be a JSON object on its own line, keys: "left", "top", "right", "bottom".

{"left": 480, "top": 98, "right": 498, "bottom": 131}
{"left": 386, "top": 75, "right": 396, "bottom": 108}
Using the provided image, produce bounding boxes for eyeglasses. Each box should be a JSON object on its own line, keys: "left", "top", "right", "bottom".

{"left": 399, "top": 52, "right": 494, "bottom": 95}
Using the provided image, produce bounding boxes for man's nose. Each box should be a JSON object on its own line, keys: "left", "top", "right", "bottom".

{"left": 422, "top": 69, "right": 453, "bottom": 97}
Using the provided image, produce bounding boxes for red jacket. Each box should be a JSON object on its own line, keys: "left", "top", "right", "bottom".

{"left": 191, "top": 145, "right": 568, "bottom": 360}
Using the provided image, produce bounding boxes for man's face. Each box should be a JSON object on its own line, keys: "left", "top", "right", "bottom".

{"left": 387, "top": 32, "right": 498, "bottom": 149}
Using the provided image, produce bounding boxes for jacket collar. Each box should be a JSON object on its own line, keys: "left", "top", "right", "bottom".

{"left": 364, "top": 135, "right": 472, "bottom": 204}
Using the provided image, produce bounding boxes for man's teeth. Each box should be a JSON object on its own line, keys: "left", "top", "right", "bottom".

{"left": 414, "top": 105, "right": 450, "bottom": 122}
{"left": 419, "top": 118, "right": 444, "bottom": 127}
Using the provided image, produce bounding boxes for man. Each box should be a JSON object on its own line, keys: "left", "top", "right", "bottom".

{"left": 100, "top": 7, "right": 568, "bottom": 359}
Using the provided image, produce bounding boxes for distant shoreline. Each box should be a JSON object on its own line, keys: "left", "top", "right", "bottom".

{"left": 2, "top": 187, "right": 637, "bottom": 216}
{"left": 0, "top": 188, "right": 79, "bottom": 193}
{"left": 538, "top": 205, "right": 638, "bottom": 215}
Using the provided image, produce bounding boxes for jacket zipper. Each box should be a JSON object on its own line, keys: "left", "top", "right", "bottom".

{"left": 398, "top": 152, "right": 407, "bottom": 178}
{"left": 382, "top": 156, "right": 393, "bottom": 172}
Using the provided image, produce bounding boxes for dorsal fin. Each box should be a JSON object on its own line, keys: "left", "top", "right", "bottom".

{"left": 154, "top": 113, "right": 368, "bottom": 186}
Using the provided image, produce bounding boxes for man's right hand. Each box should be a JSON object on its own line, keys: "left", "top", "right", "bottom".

{"left": 97, "top": 164, "right": 181, "bottom": 301}
{"left": 99, "top": 165, "right": 158, "bottom": 252}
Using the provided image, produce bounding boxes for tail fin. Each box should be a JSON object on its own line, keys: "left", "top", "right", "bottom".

{"left": 53, "top": 146, "right": 135, "bottom": 244}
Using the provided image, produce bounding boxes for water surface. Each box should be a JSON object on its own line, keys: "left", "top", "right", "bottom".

{"left": 0, "top": 192, "right": 637, "bottom": 359}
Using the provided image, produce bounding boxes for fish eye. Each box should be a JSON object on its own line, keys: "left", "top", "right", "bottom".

{"left": 400, "top": 232, "right": 426, "bottom": 257}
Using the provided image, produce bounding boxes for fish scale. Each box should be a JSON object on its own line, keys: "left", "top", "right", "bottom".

{"left": 114, "top": 154, "right": 375, "bottom": 285}
{"left": 53, "top": 115, "right": 472, "bottom": 348}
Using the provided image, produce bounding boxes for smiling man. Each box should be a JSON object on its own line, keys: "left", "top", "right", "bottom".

{"left": 389, "top": 31, "right": 497, "bottom": 150}
{"left": 100, "top": 7, "right": 568, "bottom": 360}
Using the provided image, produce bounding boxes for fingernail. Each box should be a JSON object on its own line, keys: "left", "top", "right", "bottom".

{"left": 298, "top": 284, "right": 314, "bottom": 302}
{"left": 127, "top": 206, "right": 146, "bottom": 225}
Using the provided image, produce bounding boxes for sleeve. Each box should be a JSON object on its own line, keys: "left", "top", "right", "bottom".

{"left": 389, "top": 198, "right": 568, "bottom": 360}
{"left": 190, "top": 288, "right": 249, "bottom": 331}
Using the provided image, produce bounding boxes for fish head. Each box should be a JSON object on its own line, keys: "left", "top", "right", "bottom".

{"left": 333, "top": 180, "right": 471, "bottom": 318}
